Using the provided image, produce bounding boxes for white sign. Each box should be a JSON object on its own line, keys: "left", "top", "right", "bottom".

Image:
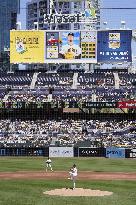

{"left": 44, "top": 13, "right": 97, "bottom": 24}
{"left": 130, "top": 149, "right": 136, "bottom": 158}
{"left": 49, "top": 147, "right": 73, "bottom": 157}
{"left": 44, "top": 13, "right": 85, "bottom": 24}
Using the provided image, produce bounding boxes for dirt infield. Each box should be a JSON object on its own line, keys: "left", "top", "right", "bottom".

{"left": 43, "top": 188, "right": 113, "bottom": 196}
{"left": 0, "top": 171, "right": 136, "bottom": 180}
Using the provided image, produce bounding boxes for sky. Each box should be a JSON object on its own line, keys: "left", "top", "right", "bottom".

{"left": 101, "top": 0, "right": 136, "bottom": 29}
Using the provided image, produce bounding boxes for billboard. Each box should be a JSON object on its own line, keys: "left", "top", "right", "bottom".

{"left": 106, "top": 147, "right": 125, "bottom": 158}
{"left": 49, "top": 147, "right": 73, "bottom": 157}
{"left": 83, "top": 102, "right": 117, "bottom": 108}
{"left": 129, "top": 149, "right": 136, "bottom": 158}
{"left": 97, "top": 30, "right": 132, "bottom": 62}
{"left": 79, "top": 147, "right": 106, "bottom": 157}
{"left": 10, "top": 31, "right": 44, "bottom": 63}
{"left": 10, "top": 30, "right": 97, "bottom": 64}
{"left": 10, "top": 30, "right": 132, "bottom": 64}
{"left": 45, "top": 30, "right": 97, "bottom": 63}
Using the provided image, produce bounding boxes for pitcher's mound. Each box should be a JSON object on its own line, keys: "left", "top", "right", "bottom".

{"left": 43, "top": 188, "right": 113, "bottom": 196}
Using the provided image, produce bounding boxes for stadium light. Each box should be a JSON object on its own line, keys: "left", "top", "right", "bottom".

{"left": 121, "top": 21, "right": 126, "bottom": 29}
{"left": 34, "top": 22, "right": 39, "bottom": 30}
{"left": 103, "top": 21, "right": 109, "bottom": 29}
{"left": 16, "top": 22, "right": 21, "bottom": 30}
{"left": 103, "top": 21, "right": 107, "bottom": 26}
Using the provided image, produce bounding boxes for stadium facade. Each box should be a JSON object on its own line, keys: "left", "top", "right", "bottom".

{"left": 26, "top": 0, "right": 100, "bottom": 30}
{"left": 0, "top": 0, "right": 20, "bottom": 52}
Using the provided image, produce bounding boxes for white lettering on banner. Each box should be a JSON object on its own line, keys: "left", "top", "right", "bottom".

{"left": 130, "top": 149, "right": 136, "bottom": 158}
{"left": 49, "top": 147, "right": 73, "bottom": 157}
{"left": 81, "top": 150, "right": 97, "bottom": 155}
{"left": 126, "top": 103, "right": 136, "bottom": 107}
{"left": 100, "top": 51, "right": 129, "bottom": 56}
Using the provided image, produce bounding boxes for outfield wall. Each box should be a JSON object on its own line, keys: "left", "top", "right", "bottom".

{"left": 0, "top": 147, "right": 135, "bottom": 158}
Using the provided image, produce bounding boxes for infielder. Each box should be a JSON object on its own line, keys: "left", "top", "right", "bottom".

{"left": 45, "top": 157, "right": 53, "bottom": 172}
{"left": 68, "top": 164, "right": 78, "bottom": 189}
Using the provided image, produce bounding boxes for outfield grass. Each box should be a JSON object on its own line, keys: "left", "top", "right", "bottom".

{"left": 0, "top": 179, "right": 136, "bottom": 205}
{"left": 0, "top": 157, "right": 136, "bottom": 172}
{"left": 0, "top": 157, "right": 136, "bottom": 205}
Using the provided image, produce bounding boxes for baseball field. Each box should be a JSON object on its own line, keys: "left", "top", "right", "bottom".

{"left": 0, "top": 157, "right": 136, "bottom": 205}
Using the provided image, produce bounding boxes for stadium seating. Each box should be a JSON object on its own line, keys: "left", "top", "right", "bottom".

{"left": 0, "top": 71, "right": 135, "bottom": 102}
{"left": 0, "top": 119, "right": 135, "bottom": 148}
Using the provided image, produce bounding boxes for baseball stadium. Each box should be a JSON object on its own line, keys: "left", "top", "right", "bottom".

{"left": 0, "top": 70, "right": 135, "bottom": 205}
{"left": 0, "top": 0, "right": 136, "bottom": 205}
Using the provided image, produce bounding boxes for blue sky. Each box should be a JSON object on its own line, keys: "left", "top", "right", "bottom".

{"left": 101, "top": 0, "right": 136, "bottom": 29}
{"left": 18, "top": 0, "right": 136, "bottom": 29}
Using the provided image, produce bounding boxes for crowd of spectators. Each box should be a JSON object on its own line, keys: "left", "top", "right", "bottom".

{"left": 0, "top": 70, "right": 135, "bottom": 150}
{"left": 0, "top": 119, "right": 135, "bottom": 148}
{"left": 0, "top": 71, "right": 135, "bottom": 102}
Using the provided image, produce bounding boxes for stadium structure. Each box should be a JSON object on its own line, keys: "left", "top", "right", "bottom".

{"left": 0, "top": 0, "right": 135, "bottom": 156}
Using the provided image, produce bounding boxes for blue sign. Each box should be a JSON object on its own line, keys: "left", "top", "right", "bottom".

{"left": 106, "top": 147, "right": 125, "bottom": 158}
{"left": 97, "top": 30, "right": 132, "bottom": 62}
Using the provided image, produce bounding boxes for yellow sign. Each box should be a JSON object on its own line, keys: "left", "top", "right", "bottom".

{"left": 10, "top": 31, "right": 44, "bottom": 63}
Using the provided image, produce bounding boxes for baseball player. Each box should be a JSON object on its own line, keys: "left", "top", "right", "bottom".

{"left": 68, "top": 164, "right": 78, "bottom": 189}
{"left": 59, "top": 33, "right": 81, "bottom": 59}
{"left": 45, "top": 157, "right": 53, "bottom": 172}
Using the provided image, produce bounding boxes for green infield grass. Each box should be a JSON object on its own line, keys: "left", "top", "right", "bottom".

{"left": 0, "top": 157, "right": 135, "bottom": 172}
{"left": 0, "top": 179, "right": 135, "bottom": 205}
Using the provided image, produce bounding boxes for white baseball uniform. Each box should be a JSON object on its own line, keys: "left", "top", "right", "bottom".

{"left": 46, "top": 158, "right": 53, "bottom": 171}
{"left": 69, "top": 166, "right": 78, "bottom": 189}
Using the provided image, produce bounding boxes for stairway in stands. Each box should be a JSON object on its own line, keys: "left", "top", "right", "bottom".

{"left": 72, "top": 73, "right": 78, "bottom": 89}
{"left": 30, "top": 72, "right": 39, "bottom": 89}
{"left": 113, "top": 72, "right": 120, "bottom": 89}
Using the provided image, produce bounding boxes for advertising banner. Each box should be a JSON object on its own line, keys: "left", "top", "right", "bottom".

{"left": 0, "top": 148, "right": 49, "bottom": 156}
{"left": 10, "top": 30, "right": 97, "bottom": 64}
{"left": 63, "top": 108, "right": 80, "bottom": 113}
{"left": 10, "top": 31, "right": 44, "bottom": 63}
{"left": 10, "top": 30, "right": 132, "bottom": 64}
{"left": 117, "top": 101, "right": 136, "bottom": 108}
{"left": 49, "top": 147, "right": 73, "bottom": 157}
{"left": 79, "top": 147, "right": 106, "bottom": 157}
{"left": 106, "top": 147, "right": 125, "bottom": 158}
{"left": 129, "top": 149, "right": 136, "bottom": 158}
{"left": 45, "top": 30, "right": 97, "bottom": 63}
{"left": 125, "top": 149, "right": 136, "bottom": 158}
{"left": 97, "top": 30, "right": 132, "bottom": 62}
{"left": 83, "top": 102, "right": 117, "bottom": 108}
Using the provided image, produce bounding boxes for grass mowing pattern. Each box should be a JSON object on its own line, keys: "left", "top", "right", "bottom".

{"left": 0, "top": 179, "right": 136, "bottom": 205}
{"left": 0, "top": 157, "right": 136, "bottom": 205}
{"left": 0, "top": 157, "right": 136, "bottom": 172}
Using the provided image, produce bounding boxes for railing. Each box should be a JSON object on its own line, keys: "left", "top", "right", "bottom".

{"left": 0, "top": 147, "right": 135, "bottom": 158}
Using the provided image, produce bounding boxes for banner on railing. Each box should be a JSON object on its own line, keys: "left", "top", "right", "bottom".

{"left": 125, "top": 149, "right": 136, "bottom": 158}
{"left": 49, "top": 147, "right": 74, "bottom": 157}
{"left": 117, "top": 101, "right": 136, "bottom": 108}
{"left": 106, "top": 147, "right": 125, "bottom": 158}
{"left": 79, "top": 147, "right": 106, "bottom": 157}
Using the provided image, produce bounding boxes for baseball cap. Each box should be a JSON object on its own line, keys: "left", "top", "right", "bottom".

{"left": 68, "top": 32, "right": 74, "bottom": 36}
